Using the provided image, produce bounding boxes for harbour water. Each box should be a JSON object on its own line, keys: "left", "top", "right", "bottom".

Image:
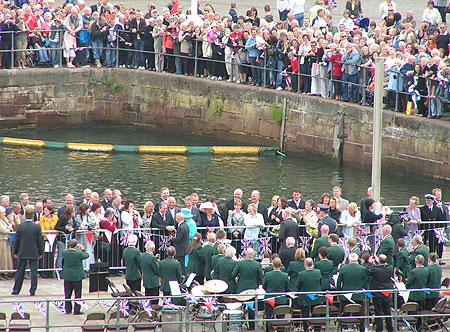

{"left": 0, "top": 126, "right": 448, "bottom": 207}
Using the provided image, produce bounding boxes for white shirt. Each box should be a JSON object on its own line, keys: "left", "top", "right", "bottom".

{"left": 278, "top": 0, "right": 290, "bottom": 12}
{"left": 379, "top": 1, "right": 396, "bottom": 19}
{"left": 289, "top": 0, "right": 305, "bottom": 15}
{"left": 243, "top": 213, "right": 265, "bottom": 241}
{"left": 423, "top": 8, "right": 441, "bottom": 25}
{"left": 339, "top": 210, "right": 361, "bottom": 238}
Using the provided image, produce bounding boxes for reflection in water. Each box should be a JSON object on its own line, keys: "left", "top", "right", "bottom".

{"left": 0, "top": 129, "right": 448, "bottom": 209}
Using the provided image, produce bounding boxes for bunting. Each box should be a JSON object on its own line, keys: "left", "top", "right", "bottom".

{"left": 142, "top": 233, "right": 152, "bottom": 245}
{"left": 306, "top": 294, "right": 317, "bottom": 300}
{"left": 363, "top": 291, "right": 373, "bottom": 298}
{"left": 359, "top": 236, "right": 371, "bottom": 251}
{"left": 265, "top": 297, "right": 275, "bottom": 308}
{"left": 75, "top": 300, "right": 89, "bottom": 309}
{"left": 381, "top": 291, "right": 390, "bottom": 297}
{"left": 298, "top": 236, "right": 310, "bottom": 251}
{"left": 338, "top": 237, "right": 350, "bottom": 255}
{"left": 259, "top": 237, "right": 272, "bottom": 255}
{"left": 85, "top": 232, "right": 94, "bottom": 245}
{"left": 324, "top": 294, "right": 333, "bottom": 305}
{"left": 433, "top": 228, "right": 448, "bottom": 243}
{"left": 53, "top": 301, "right": 66, "bottom": 314}
{"left": 203, "top": 297, "right": 217, "bottom": 312}
{"left": 33, "top": 302, "right": 47, "bottom": 317}
{"left": 185, "top": 293, "right": 198, "bottom": 305}
{"left": 162, "top": 297, "right": 177, "bottom": 309}
{"left": 244, "top": 301, "right": 255, "bottom": 311}
{"left": 98, "top": 300, "right": 114, "bottom": 308}
{"left": 329, "top": 0, "right": 338, "bottom": 9}
{"left": 240, "top": 239, "right": 252, "bottom": 256}
{"left": 159, "top": 236, "right": 171, "bottom": 252}
{"left": 120, "top": 231, "right": 133, "bottom": 246}
{"left": 12, "top": 303, "right": 25, "bottom": 318}
{"left": 375, "top": 233, "right": 384, "bottom": 249}
{"left": 120, "top": 300, "right": 129, "bottom": 317}
{"left": 139, "top": 300, "right": 152, "bottom": 315}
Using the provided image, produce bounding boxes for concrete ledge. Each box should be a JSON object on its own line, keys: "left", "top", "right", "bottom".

{"left": 1, "top": 137, "right": 45, "bottom": 148}
{"left": 66, "top": 143, "right": 115, "bottom": 152}
{"left": 137, "top": 145, "right": 188, "bottom": 154}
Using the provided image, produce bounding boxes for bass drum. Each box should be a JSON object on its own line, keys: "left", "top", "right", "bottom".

{"left": 221, "top": 309, "right": 244, "bottom": 332}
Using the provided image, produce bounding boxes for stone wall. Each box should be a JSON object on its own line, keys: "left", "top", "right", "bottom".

{"left": 0, "top": 68, "right": 449, "bottom": 180}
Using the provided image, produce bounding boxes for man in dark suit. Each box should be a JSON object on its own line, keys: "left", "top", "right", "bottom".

{"left": 223, "top": 188, "right": 247, "bottom": 222}
{"left": 154, "top": 187, "right": 170, "bottom": 212}
{"left": 171, "top": 212, "right": 189, "bottom": 276}
{"left": 12, "top": 205, "right": 44, "bottom": 296}
{"left": 159, "top": 246, "right": 182, "bottom": 303}
{"left": 129, "top": 11, "right": 147, "bottom": 69}
{"left": 184, "top": 196, "right": 201, "bottom": 225}
{"left": 288, "top": 189, "right": 306, "bottom": 210}
{"left": 57, "top": 194, "right": 79, "bottom": 218}
{"left": 90, "top": 0, "right": 105, "bottom": 15}
{"left": 61, "top": 239, "right": 89, "bottom": 315}
{"left": 421, "top": 194, "right": 445, "bottom": 258}
{"left": 101, "top": 188, "right": 113, "bottom": 209}
{"left": 279, "top": 237, "right": 297, "bottom": 269}
{"left": 167, "top": 197, "right": 180, "bottom": 222}
{"left": 151, "top": 202, "right": 175, "bottom": 259}
{"left": 245, "top": 190, "right": 268, "bottom": 222}
{"left": 76, "top": 188, "right": 92, "bottom": 207}
{"left": 33, "top": 202, "right": 44, "bottom": 223}
{"left": 279, "top": 209, "right": 299, "bottom": 251}
{"left": 366, "top": 254, "right": 394, "bottom": 332}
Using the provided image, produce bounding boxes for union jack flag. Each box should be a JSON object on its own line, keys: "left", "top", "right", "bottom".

{"left": 142, "top": 233, "right": 152, "bottom": 245}
{"left": 185, "top": 293, "right": 199, "bottom": 305}
{"left": 434, "top": 228, "right": 448, "bottom": 244}
{"left": 329, "top": 0, "right": 338, "bottom": 9}
{"left": 375, "top": 233, "right": 385, "bottom": 248}
{"left": 120, "top": 231, "right": 133, "bottom": 246}
{"left": 33, "top": 302, "right": 47, "bottom": 317}
{"left": 159, "top": 235, "right": 171, "bottom": 252}
{"left": 120, "top": 300, "right": 129, "bottom": 317}
{"left": 75, "top": 300, "right": 88, "bottom": 309}
{"left": 359, "top": 236, "right": 371, "bottom": 251}
{"left": 203, "top": 297, "right": 217, "bottom": 312}
{"left": 12, "top": 303, "right": 25, "bottom": 318}
{"left": 414, "top": 230, "right": 425, "bottom": 237}
{"left": 259, "top": 237, "right": 272, "bottom": 255}
{"left": 139, "top": 300, "right": 152, "bottom": 315}
{"left": 53, "top": 301, "right": 66, "bottom": 314}
{"left": 298, "top": 236, "right": 310, "bottom": 251}
{"left": 98, "top": 300, "right": 113, "bottom": 308}
{"left": 338, "top": 237, "right": 350, "bottom": 255}
{"left": 162, "top": 298, "right": 177, "bottom": 309}
{"left": 241, "top": 239, "right": 252, "bottom": 256}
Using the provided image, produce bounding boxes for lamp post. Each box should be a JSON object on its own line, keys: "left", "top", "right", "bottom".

{"left": 371, "top": 57, "right": 383, "bottom": 212}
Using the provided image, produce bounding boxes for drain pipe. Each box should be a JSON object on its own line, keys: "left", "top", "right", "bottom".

{"left": 279, "top": 98, "right": 287, "bottom": 154}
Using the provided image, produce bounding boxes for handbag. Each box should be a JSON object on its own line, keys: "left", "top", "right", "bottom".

{"left": 97, "top": 240, "right": 112, "bottom": 252}
{"left": 204, "top": 43, "right": 212, "bottom": 58}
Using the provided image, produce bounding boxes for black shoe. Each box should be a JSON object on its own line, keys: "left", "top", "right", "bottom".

{"left": 440, "top": 261, "right": 446, "bottom": 265}
{"left": 30, "top": 293, "right": 35, "bottom": 296}
{"left": 73, "top": 312, "right": 84, "bottom": 315}
{"left": 66, "top": 311, "right": 72, "bottom": 315}
{"left": 11, "top": 292, "right": 19, "bottom": 295}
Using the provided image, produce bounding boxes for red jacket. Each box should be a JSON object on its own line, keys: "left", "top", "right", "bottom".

{"left": 170, "top": 0, "right": 180, "bottom": 14}
{"left": 289, "top": 57, "right": 299, "bottom": 73}
{"left": 163, "top": 29, "right": 177, "bottom": 50}
{"left": 327, "top": 53, "right": 343, "bottom": 77}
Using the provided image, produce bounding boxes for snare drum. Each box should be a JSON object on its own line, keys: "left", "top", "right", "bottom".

{"left": 222, "top": 309, "right": 244, "bottom": 332}
{"left": 225, "top": 302, "right": 242, "bottom": 310}
{"left": 197, "top": 306, "right": 214, "bottom": 319}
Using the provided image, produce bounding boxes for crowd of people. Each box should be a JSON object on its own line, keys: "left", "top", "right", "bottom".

{"left": 0, "top": 0, "right": 449, "bottom": 117}
{"left": 0, "top": 185, "right": 449, "bottom": 329}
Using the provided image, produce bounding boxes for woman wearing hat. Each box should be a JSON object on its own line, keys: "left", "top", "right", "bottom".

{"left": 199, "top": 201, "right": 221, "bottom": 228}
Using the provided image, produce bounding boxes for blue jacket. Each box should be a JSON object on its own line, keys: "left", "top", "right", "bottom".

{"left": 78, "top": 27, "right": 91, "bottom": 45}
{"left": 245, "top": 37, "right": 262, "bottom": 58}
{"left": 341, "top": 49, "right": 360, "bottom": 75}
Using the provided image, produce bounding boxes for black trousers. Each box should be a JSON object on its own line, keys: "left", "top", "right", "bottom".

{"left": 13, "top": 259, "right": 38, "bottom": 295}
{"left": 176, "top": 255, "right": 186, "bottom": 276}
{"left": 64, "top": 280, "right": 82, "bottom": 314}
{"left": 145, "top": 287, "right": 159, "bottom": 304}
{"left": 374, "top": 295, "right": 393, "bottom": 332}
{"left": 426, "top": 297, "right": 438, "bottom": 311}
{"left": 126, "top": 278, "right": 141, "bottom": 292}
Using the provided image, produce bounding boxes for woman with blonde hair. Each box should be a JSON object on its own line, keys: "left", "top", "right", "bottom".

{"left": 0, "top": 206, "right": 13, "bottom": 279}
{"left": 340, "top": 202, "right": 361, "bottom": 238}
{"left": 243, "top": 203, "right": 265, "bottom": 259}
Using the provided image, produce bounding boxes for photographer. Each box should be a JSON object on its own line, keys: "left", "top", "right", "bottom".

{"left": 61, "top": 239, "right": 89, "bottom": 315}
{"left": 387, "top": 211, "right": 408, "bottom": 244}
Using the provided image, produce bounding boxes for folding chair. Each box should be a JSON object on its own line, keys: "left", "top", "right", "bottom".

{"left": 266, "top": 305, "right": 293, "bottom": 332}
{"left": 398, "top": 302, "right": 419, "bottom": 329}
{"left": 418, "top": 298, "right": 449, "bottom": 332}
{"left": 106, "top": 278, "right": 128, "bottom": 297}
{"left": 132, "top": 311, "right": 157, "bottom": 331}
{"left": 82, "top": 313, "right": 106, "bottom": 332}
{"left": 105, "top": 311, "right": 128, "bottom": 331}
{"left": 338, "top": 304, "right": 362, "bottom": 332}
{"left": 9, "top": 313, "right": 31, "bottom": 332}
{"left": 309, "top": 305, "right": 329, "bottom": 331}
{"left": 0, "top": 313, "right": 7, "bottom": 332}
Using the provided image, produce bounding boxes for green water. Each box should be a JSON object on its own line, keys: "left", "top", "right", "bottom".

{"left": 0, "top": 126, "right": 448, "bottom": 207}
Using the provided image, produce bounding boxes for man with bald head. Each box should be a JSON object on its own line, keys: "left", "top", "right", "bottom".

{"left": 311, "top": 224, "right": 330, "bottom": 261}
{"left": 224, "top": 188, "right": 247, "bottom": 221}
{"left": 102, "top": 189, "right": 113, "bottom": 209}
{"left": 246, "top": 190, "right": 268, "bottom": 222}
{"left": 375, "top": 224, "right": 396, "bottom": 266}
{"left": 58, "top": 194, "right": 78, "bottom": 218}
{"left": 34, "top": 202, "right": 44, "bottom": 223}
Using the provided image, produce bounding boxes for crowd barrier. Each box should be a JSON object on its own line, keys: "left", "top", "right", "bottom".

{"left": 1, "top": 288, "right": 450, "bottom": 332}
{"left": 0, "top": 28, "right": 447, "bottom": 117}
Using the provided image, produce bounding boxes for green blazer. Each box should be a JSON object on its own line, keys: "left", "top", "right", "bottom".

{"left": 395, "top": 248, "right": 411, "bottom": 280}
{"left": 201, "top": 243, "right": 214, "bottom": 280}
{"left": 212, "top": 254, "right": 224, "bottom": 272}
{"left": 408, "top": 244, "right": 429, "bottom": 268}
{"left": 328, "top": 244, "right": 345, "bottom": 269}
{"left": 406, "top": 265, "right": 429, "bottom": 302}
{"left": 215, "top": 256, "right": 238, "bottom": 294}
{"left": 426, "top": 263, "right": 442, "bottom": 299}
{"left": 310, "top": 236, "right": 330, "bottom": 261}
{"left": 263, "top": 270, "right": 290, "bottom": 305}
{"left": 212, "top": 241, "right": 220, "bottom": 256}
{"left": 187, "top": 244, "right": 205, "bottom": 277}
{"left": 337, "top": 262, "right": 367, "bottom": 302}
{"left": 376, "top": 235, "right": 396, "bottom": 266}
{"left": 231, "top": 258, "right": 263, "bottom": 293}
{"left": 315, "top": 259, "right": 334, "bottom": 290}
{"left": 159, "top": 257, "right": 182, "bottom": 293}
{"left": 123, "top": 246, "right": 142, "bottom": 281}
{"left": 345, "top": 247, "right": 361, "bottom": 264}
{"left": 141, "top": 252, "right": 160, "bottom": 289}
{"left": 296, "top": 269, "right": 323, "bottom": 307}
{"left": 61, "top": 248, "right": 89, "bottom": 281}
{"left": 287, "top": 260, "right": 305, "bottom": 291}
{"left": 264, "top": 265, "right": 287, "bottom": 273}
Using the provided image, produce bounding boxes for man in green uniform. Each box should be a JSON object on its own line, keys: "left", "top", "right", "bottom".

{"left": 426, "top": 253, "right": 442, "bottom": 310}
{"left": 345, "top": 237, "right": 360, "bottom": 264}
{"left": 159, "top": 246, "right": 182, "bottom": 303}
{"left": 232, "top": 248, "right": 262, "bottom": 330}
{"left": 408, "top": 235, "right": 429, "bottom": 269}
{"left": 337, "top": 252, "right": 367, "bottom": 332}
{"left": 327, "top": 234, "right": 344, "bottom": 270}
{"left": 406, "top": 254, "right": 429, "bottom": 310}
{"left": 395, "top": 238, "right": 410, "bottom": 281}
{"left": 61, "top": 239, "right": 89, "bottom": 315}
{"left": 296, "top": 258, "right": 323, "bottom": 332}
{"left": 211, "top": 244, "right": 225, "bottom": 273}
{"left": 215, "top": 246, "right": 237, "bottom": 293}
{"left": 212, "top": 230, "right": 227, "bottom": 255}
{"left": 201, "top": 232, "right": 216, "bottom": 280}
{"left": 141, "top": 240, "right": 160, "bottom": 304}
{"left": 262, "top": 257, "right": 289, "bottom": 320}
{"left": 122, "top": 234, "right": 142, "bottom": 292}
{"left": 310, "top": 224, "right": 330, "bottom": 261}
{"left": 376, "top": 225, "right": 396, "bottom": 266}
